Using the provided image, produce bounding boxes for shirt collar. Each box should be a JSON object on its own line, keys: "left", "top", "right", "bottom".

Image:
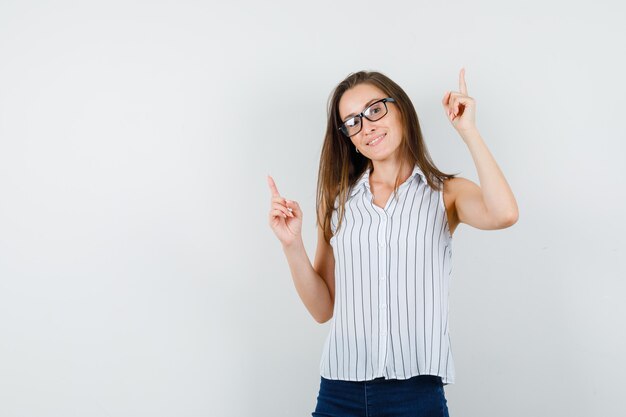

{"left": 349, "top": 163, "right": 426, "bottom": 198}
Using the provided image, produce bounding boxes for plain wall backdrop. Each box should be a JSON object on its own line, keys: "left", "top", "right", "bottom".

{"left": 1, "top": 0, "right": 624, "bottom": 416}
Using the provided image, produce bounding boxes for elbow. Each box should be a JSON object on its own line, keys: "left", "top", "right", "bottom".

{"left": 315, "top": 314, "right": 330, "bottom": 324}
{"left": 500, "top": 209, "right": 519, "bottom": 227}
{"left": 315, "top": 308, "right": 334, "bottom": 324}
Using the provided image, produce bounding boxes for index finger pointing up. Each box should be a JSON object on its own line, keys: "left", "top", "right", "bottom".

{"left": 459, "top": 67, "right": 468, "bottom": 95}
{"left": 267, "top": 175, "right": 281, "bottom": 197}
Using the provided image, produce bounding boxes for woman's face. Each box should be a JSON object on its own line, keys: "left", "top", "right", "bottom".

{"left": 338, "top": 83, "right": 403, "bottom": 162}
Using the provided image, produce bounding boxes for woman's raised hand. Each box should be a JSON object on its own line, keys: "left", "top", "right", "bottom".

{"left": 267, "top": 175, "right": 302, "bottom": 246}
{"left": 442, "top": 67, "right": 477, "bottom": 135}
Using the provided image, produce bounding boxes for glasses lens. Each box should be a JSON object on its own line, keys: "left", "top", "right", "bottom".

{"left": 364, "top": 101, "right": 387, "bottom": 121}
{"left": 342, "top": 116, "right": 361, "bottom": 136}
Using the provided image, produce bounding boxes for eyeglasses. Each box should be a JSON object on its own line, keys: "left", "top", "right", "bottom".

{"left": 338, "top": 97, "right": 396, "bottom": 137}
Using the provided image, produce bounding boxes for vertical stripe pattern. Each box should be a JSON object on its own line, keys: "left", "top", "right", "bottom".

{"left": 319, "top": 164, "right": 455, "bottom": 385}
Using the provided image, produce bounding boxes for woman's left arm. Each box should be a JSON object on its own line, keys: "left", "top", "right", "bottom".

{"left": 443, "top": 68, "right": 519, "bottom": 229}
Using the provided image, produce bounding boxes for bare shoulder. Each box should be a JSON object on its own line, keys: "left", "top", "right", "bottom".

{"left": 441, "top": 176, "right": 476, "bottom": 237}
{"left": 442, "top": 176, "right": 477, "bottom": 197}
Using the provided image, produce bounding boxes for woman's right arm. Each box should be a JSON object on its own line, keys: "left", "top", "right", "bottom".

{"left": 282, "top": 225, "right": 334, "bottom": 324}
{"left": 267, "top": 175, "right": 334, "bottom": 324}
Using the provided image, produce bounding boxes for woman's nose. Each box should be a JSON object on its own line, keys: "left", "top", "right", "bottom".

{"left": 360, "top": 116, "right": 377, "bottom": 132}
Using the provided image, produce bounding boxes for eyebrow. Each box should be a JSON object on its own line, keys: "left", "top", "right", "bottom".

{"left": 342, "top": 98, "right": 383, "bottom": 121}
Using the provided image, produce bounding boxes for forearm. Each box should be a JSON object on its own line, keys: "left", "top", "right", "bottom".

{"left": 460, "top": 128, "right": 519, "bottom": 222}
{"left": 282, "top": 237, "right": 333, "bottom": 324}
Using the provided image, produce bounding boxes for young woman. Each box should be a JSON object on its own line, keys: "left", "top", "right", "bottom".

{"left": 267, "top": 68, "right": 518, "bottom": 417}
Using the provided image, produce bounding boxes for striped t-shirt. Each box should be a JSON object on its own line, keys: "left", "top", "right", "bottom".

{"left": 319, "top": 163, "right": 455, "bottom": 385}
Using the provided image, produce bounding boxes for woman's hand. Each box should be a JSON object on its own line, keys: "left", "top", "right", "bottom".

{"left": 442, "top": 67, "right": 477, "bottom": 135}
{"left": 267, "top": 175, "right": 302, "bottom": 246}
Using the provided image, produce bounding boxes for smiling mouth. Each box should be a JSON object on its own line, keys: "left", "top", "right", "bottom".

{"left": 367, "top": 134, "right": 386, "bottom": 146}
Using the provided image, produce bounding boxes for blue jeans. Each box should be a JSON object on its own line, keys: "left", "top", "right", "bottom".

{"left": 312, "top": 374, "right": 450, "bottom": 417}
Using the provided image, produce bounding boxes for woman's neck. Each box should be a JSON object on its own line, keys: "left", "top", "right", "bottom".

{"left": 370, "top": 160, "right": 413, "bottom": 188}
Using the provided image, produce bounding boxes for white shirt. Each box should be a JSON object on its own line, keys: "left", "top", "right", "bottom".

{"left": 319, "top": 163, "right": 455, "bottom": 385}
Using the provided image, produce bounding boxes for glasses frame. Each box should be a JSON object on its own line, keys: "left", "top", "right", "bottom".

{"left": 338, "top": 97, "right": 396, "bottom": 138}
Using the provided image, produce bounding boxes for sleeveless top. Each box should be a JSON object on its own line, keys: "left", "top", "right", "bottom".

{"left": 319, "top": 163, "right": 455, "bottom": 385}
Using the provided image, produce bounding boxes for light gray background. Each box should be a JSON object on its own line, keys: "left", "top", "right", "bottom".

{"left": 0, "top": 1, "right": 624, "bottom": 416}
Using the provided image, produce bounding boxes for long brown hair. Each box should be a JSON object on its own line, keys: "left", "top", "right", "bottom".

{"left": 316, "top": 70, "right": 459, "bottom": 243}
